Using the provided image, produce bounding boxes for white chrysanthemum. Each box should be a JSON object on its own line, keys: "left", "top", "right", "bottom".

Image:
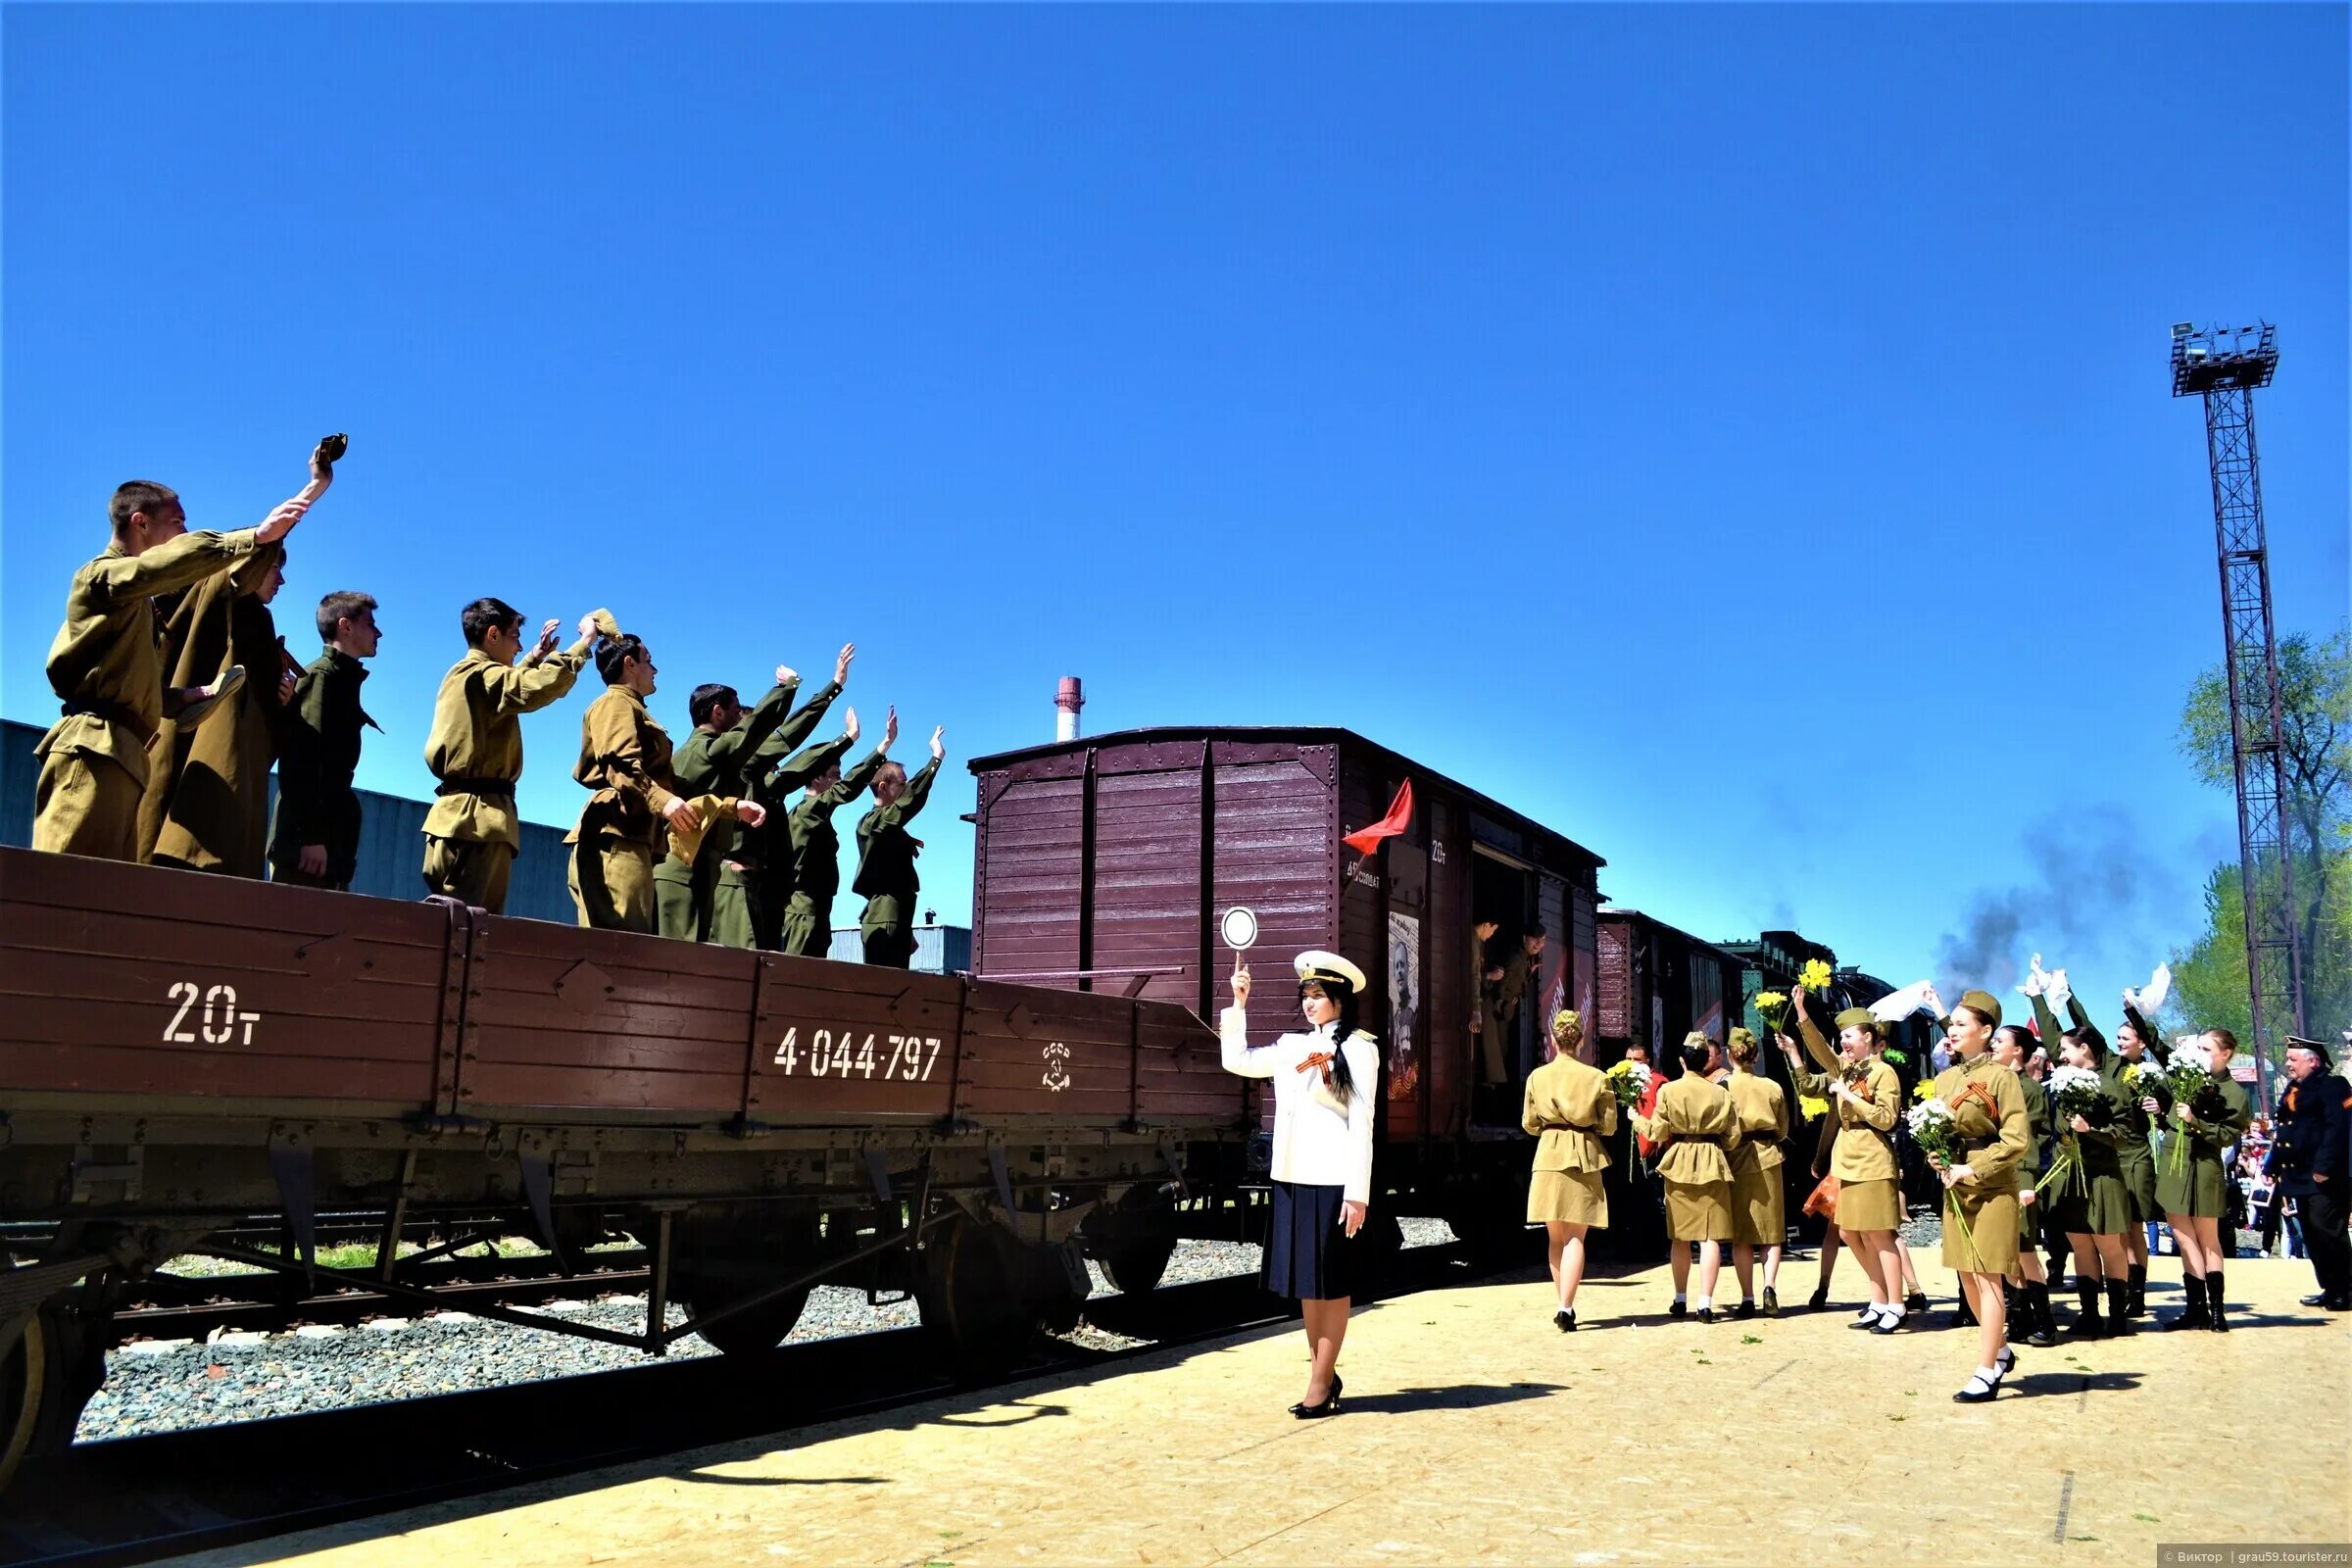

{"left": 1906, "top": 1098, "right": 1955, "bottom": 1138}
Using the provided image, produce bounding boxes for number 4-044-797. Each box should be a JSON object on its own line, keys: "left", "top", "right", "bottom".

{"left": 771, "top": 1027, "right": 942, "bottom": 1081}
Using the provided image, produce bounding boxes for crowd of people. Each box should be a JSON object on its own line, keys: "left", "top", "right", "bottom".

{"left": 1223, "top": 945, "right": 2351, "bottom": 1416}
{"left": 28, "top": 446, "right": 948, "bottom": 966}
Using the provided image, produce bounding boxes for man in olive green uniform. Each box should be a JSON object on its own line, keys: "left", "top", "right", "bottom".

{"left": 659, "top": 663, "right": 802, "bottom": 942}
{"left": 269, "top": 592, "right": 382, "bottom": 890}
{"left": 421, "top": 601, "right": 609, "bottom": 912}
{"left": 34, "top": 475, "right": 314, "bottom": 860}
{"left": 141, "top": 545, "right": 295, "bottom": 874}
{"left": 853, "top": 726, "right": 944, "bottom": 967}
{"left": 737, "top": 656, "right": 854, "bottom": 949}
{"left": 780, "top": 710, "right": 894, "bottom": 956}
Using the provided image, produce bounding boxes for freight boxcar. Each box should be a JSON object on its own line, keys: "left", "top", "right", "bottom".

{"left": 965, "top": 726, "right": 1605, "bottom": 1253}
{"left": 0, "top": 848, "right": 1247, "bottom": 1489}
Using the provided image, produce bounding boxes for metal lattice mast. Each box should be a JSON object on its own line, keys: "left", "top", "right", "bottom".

{"left": 2171, "top": 321, "right": 2304, "bottom": 1116}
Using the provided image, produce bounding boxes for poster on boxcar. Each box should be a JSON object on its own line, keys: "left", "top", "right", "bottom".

{"left": 1387, "top": 910, "right": 1420, "bottom": 1100}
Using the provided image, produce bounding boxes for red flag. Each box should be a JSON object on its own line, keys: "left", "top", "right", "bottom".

{"left": 1343, "top": 779, "right": 1414, "bottom": 857}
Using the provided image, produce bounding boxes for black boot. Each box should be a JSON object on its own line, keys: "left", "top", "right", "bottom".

{"left": 2069, "top": 1284, "right": 2105, "bottom": 1340}
{"left": 2105, "top": 1280, "right": 2134, "bottom": 1335}
{"left": 2207, "top": 1272, "right": 2230, "bottom": 1333}
{"left": 2163, "top": 1272, "right": 2211, "bottom": 1331}
{"left": 2023, "top": 1283, "right": 2058, "bottom": 1347}
{"left": 2128, "top": 1262, "right": 2148, "bottom": 1317}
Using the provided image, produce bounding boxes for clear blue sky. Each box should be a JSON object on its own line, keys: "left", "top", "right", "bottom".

{"left": 6, "top": 4, "right": 2345, "bottom": 1018}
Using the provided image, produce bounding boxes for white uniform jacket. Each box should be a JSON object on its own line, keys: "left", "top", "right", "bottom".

{"left": 1219, "top": 1007, "right": 1379, "bottom": 1205}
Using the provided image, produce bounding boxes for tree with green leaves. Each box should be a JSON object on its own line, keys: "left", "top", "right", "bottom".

{"left": 2169, "top": 625, "right": 2351, "bottom": 1040}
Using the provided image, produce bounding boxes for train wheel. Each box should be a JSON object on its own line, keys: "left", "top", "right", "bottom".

{"left": 916, "top": 1216, "right": 1035, "bottom": 1376}
{"left": 0, "top": 1311, "right": 47, "bottom": 1494}
{"left": 1100, "top": 1232, "right": 1177, "bottom": 1296}
{"left": 676, "top": 1215, "right": 818, "bottom": 1357}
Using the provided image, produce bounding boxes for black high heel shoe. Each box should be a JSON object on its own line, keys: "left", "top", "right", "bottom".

{"left": 1294, "top": 1374, "right": 1343, "bottom": 1419}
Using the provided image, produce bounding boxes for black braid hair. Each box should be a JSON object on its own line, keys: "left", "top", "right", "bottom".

{"left": 1298, "top": 976, "right": 1369, "bottom": 1102}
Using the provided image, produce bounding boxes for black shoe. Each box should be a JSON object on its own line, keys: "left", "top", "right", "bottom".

{"left": 1953, "top": 1371, "right": 1999, "bottom": 1403}
{"left": 1695, "top": 1306, "right": 1715, "bottom": 1324}
{"left": 2163, "top": 1277, "right": 2211, "bottom": 1332}
{"left": 2105, "top": 1281, "right": 2135, "bottom": 1336}
{"left": 1669, "top": 1299, "right": 1688, "bottom": 1319}
{"left": 1735, "top": 1299, "right": 1757, "bottom": 1320}
{"left": 1808, "top": 1286, "right": 1830, "bottom": 1311}
{"left": 2300, "top": 1292, "right": 2337, "bottom": 1308}
{"left": 2127, "top": 1263, "right": 2148, "bottom": 1317}
{"left": 2069, "top": 1288, "right": 2105, "bottom": 1340}
{"left": 1905, "top": 1291, "right": 1930, "bottom": 1315}
{"left": 2328, "top": 1297, "right": 2352, "bottom": 1312}
{"left": 1870, "top": 1310, "right": 1904, "bottom": 1335}
{"left": 2206, "top": 1275, "right": 2229, "bottom": 1334}
{"left": 1554, "top": 1309, "right": 1577, "bottom": 1333}
{"left": 1763, "top": 1287, "right": 1780, "bottom": 1317}
{"left": 2023, "top": 1285, "right": 2058, "bottom": 1348}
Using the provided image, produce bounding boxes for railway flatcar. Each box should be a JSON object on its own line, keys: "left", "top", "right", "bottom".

{"left": 0, "top": 847, "right": 1248, "bottom": 1489}
{"left": 965, "top": 725, "right": 1605, "bottom": 1256}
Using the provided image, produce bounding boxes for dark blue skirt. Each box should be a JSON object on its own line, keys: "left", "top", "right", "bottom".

{"left": 1265, "top": 1180, "right": 1359, "bottom": 1300}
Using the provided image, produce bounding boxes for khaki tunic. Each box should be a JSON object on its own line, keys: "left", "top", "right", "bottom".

{"left": 1793, "top": 1019, "right": 1902, "bottom": 1229}
{"left": 1522, "top": 1054, "right": 1616, "bottom": 1226}
{"left": 1632, "top": 1074, "right": 1739, "bottom": 1242}
{"left": 1928, "top": 1054, "right": 2030, "bottom": 1275}
{"left": 1726, "top": 1068, "right": 1788, "bottom": 1247}
{"left": 419, "top": 638, "right": 595, "bottom": 851}
{"left": 141, "top": 548, "right": 288, "bottom": 874}
{"left": 566, "top": 685, "right": 684, "bottom": 933}
{"left": 33, "top": 528, "right": 263, "bottom": 858}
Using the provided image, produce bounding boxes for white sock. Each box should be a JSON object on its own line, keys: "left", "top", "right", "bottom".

{"left": 1883, "top": 1301, "right": 1907, "bottom": 1320}
{"left": 1855, "top": 1303, "right": 1879, "bottom": 1320}
{"left": 1695, "top": 1296, "right": 1712, "bottom": 1311}
{"left": 1672, "top": 1293, "right": 1687, "bottom": 1305}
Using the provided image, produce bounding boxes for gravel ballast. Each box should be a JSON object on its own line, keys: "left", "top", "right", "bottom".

{"left": 76, "top": 1220, "right": 1459, "bottom": 1444}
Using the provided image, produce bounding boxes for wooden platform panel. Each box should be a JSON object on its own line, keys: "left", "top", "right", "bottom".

{"left": 201, "top": 1252, "right": 2352, "bottom": 1567}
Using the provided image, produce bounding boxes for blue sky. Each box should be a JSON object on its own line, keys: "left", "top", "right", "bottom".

{"left": 5, "top": 4, "right": 2345, "bottom": 1017}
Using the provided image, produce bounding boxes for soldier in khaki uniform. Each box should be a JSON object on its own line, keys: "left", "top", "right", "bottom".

{"left": 658, "top": 662, "right": 805, "bottom": 943}
{"left": 140, "top": 546, "right": 296, "bottom": 874}
{"left": 420, "top": 602, "right": 607, "bottom": 912}
{"left": 1631, "top": 1034, "right": 1741, "bottom": 1321}
{"left": 1924, "top": 987, "right": 2031, "bottom": 1401}
{"left": 1724, "top": 1028, "right": 1789, "bottom": 1316}
{"left": 1521, "top": 1009, "right": 1615, "bottom": 1331}
{"left": 1783, "top": 989, "right": 1908, "bottom": 1332}
{"left": 852, "top": 727, "right": 944, "bottom": 967}
{"left": 567, "top": 630, "right": 763, "bottom": 932}
{"left": 777, "top": 709, "right": 891, "bottom": 956}
{"left": 34, "top": 470, "right": 316, "bottom": 861}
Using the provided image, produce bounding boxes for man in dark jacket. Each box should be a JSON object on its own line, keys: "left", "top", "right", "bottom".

{"left": 269, "top": 590, "right": 380, "bottom": 888}
{"left": 2265, "top": 1036, "right": 2350, "bottom": 1310}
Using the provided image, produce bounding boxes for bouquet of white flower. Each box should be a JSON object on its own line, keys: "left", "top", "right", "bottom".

{"left": 1908, "top": 1096, "right": 1986, "bottom": 1269}
{"left": 2162, "top": 1045, "right": 2218, "bottom": 1176}
{"left": 2038, "top": 1065, "right": 2109, "bottom": 1199}
{"left": 1605, "top": 1058, "right": 1652, "bottom": 1113}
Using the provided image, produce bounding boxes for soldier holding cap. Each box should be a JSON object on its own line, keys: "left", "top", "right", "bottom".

{"left": 421, "top": 602, "right": 607, "bottom": 912}
{"left": 2267, "top": 1035, "right": 2350, "bottom": 1311}
{"left": 1222, "top": 950, "right": 1380, "bottom": 1418}
{"left": 1782, "top": 988, "right": 1909, "bottom": 1332}
{"left": 1632, "top": 1031, "right": 1740, "bottom": 1321}
{"left": 1522, "top": 1008, "right": 1615, "bottom": 1330}
{"left": 1925, "top": 987, "right": 2031, "bottom": 1401}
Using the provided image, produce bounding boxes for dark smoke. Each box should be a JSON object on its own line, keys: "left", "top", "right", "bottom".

{"left": 1935, "top": 808, "right": 2181, "bottom": 994}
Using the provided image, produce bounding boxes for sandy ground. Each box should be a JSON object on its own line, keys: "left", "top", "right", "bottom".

{"left": 181, "top": 1250, "right": 2352, "bottom": 1567}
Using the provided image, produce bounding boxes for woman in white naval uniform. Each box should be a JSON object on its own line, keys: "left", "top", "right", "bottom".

{"left": 1222, "top": 950, "right": 1380, "bottom": 1419}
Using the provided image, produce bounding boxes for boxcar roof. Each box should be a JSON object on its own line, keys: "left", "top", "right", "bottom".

{"left": 969, "top": 725, "right": 1604, "bottom": 870}
{"left": 1594, "top": 905, "right": 1742, "bottom": 963}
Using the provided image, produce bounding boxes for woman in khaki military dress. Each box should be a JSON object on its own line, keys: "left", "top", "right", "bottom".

{"left": 2146, "top": 1028, "right": 2254, "bottom": 1333}
{"left": 1783, "top": 990, "right": 1908, "bottom": 1332}
{"left": 1924, "top": 988, "right": 2031, "bottom": 1401}
{"left": 1631, "top": 1035, "right": 1740, "bottom": 1321}
{"left": 1724, "top": 1029, "right": 1789, "bottom": 1316}
{"left": 1522, "top": 1009, "right": 1615, "bottom": 1331}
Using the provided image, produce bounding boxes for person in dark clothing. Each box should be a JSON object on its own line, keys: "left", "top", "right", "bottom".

{"left": 2265, "top": 1037, "right": 2351, "bottom": 1310}
{"left": 269, "top": 591, "right": 381, "bottom": 888}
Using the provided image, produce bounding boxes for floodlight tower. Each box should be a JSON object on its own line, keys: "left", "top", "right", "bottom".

{"left": 2171, "top": 320, "right": 2303, "bottom": 1114}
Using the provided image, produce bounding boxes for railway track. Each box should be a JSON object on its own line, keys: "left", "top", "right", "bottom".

{"left": 0, "top": 1242, "right": 1508, "bottom": 1567}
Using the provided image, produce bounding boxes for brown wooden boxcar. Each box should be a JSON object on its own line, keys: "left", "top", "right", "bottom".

{"left": 1592, "top": 906, "right": 1750, "bottom": 1067}
{"left": 966, "top": 726, "right": 1605, "bottom": 1239}
{"left": 0, "top": 846, "right": 1246, "bottom": 1485}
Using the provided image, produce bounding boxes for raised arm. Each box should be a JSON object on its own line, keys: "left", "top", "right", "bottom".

{"left": 1218, "top": 965, "right": 1277, "bottom": 1080}
{"left": 708, "top": 668, "right": 799, "bottom": 770}
{"left": 754, "top": 678, "right": 838, "bottom": 764}
{"left": 88, "top": 527, "right": 264, "bottom": 606}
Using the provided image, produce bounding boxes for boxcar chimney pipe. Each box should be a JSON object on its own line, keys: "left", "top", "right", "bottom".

{"left": 1055, "top": 676, "right": 1085, "bottom": 743}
